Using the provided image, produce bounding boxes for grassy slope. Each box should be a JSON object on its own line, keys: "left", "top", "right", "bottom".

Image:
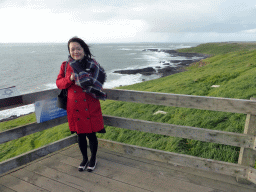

{"left": 1, "top": 42, "right": 256, "bottom": 165}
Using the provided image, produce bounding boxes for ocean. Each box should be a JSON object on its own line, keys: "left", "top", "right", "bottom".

{"left": 0, "top": 42, "right": 201, "bottom": 120}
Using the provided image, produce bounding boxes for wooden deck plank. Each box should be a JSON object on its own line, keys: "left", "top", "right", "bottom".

{"left": 32, "top": 153, "right": 151, "bottom": 192}
{"left": 61, "top": 155, "right": 191, "bottom": 192}
{"left": 58, "top": 147, "right": 215, "bottom": 192}
{"left": 97, "top": 149, "right": 256, "bottom": 192}
{"left": 24, "top": 163, "right": 115, "bottom": 192}
{"left": 2, "top": 144, "right": 256, "bottom": 192}
{"left": 10, "top": 169, "right": 83, "bottom": 192}
{"left": 0, "top": 175, "right": 49, "bottom": 192}
{"left": 0, "top": 184, "right": 16, "bottom": 192}
{"left": 61, "top": 144, "right": 256, "bottom": 192}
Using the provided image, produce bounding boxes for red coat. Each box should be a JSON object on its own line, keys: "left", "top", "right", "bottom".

{"left": 56, "top": 61, "right": 104, "bottom": 134}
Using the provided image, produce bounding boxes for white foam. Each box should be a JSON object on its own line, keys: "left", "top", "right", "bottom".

{"left": 0, "top": 104, "right": 35, "bottom": 120}
{"left": 45, "top": 83, "right": 57, "bottom": 90}
{"left": 104, "top": 74, "right": 142, "bottom": 88}
{"left": 118, "top": 48, "right": 132, "bottom": 51}
{"left": 141, "top": 51, "right": 176, "bottom": 68}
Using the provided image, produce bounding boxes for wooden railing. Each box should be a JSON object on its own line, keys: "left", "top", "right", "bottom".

{"left": 0, "top": 88, "right": 256, "bottom": 184}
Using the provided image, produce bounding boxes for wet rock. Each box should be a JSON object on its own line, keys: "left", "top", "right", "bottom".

{"left": 0, "top": 115, "right": 18, "bottom": 122}
{"left": 114, "top": 67, "right": 156, "bottom": 76}
{"left": 179, "top": 60, "right": 194, "bottom": 65}
{"left": 170, "top": 60, "right": 181, "bottom": 63}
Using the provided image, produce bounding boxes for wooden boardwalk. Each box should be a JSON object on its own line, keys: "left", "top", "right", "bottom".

{"left": 1, "top": 144, "right": 256, "bottom": 192}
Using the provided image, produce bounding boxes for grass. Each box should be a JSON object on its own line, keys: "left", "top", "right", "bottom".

{"left": 0, "top": 113, "right": 36, "bottom": 132}
{"left": 1, "top": 42, "right": 256, "bottom": 167}
{"left": 0, "top": 114, "right": 71, "bottom": 162}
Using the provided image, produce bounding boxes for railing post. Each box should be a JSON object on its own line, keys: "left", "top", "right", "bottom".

{"left": 237, "top": 97, "right": 256, "bottom": 183}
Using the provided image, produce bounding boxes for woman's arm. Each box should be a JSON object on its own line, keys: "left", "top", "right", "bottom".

{"left": 56, "top": 62, "right": 74, "bottom": 89}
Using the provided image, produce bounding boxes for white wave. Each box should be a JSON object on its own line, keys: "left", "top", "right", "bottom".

{"left": 104, "top": 74, "right": 142, "bottom": 88}
{"left": 118, "top": 48, "right": 132, "bottom": 51}
{"left": 0, "top": 104, "right": 35, "bottom": 121}
{"left": 174, "top": 44, "right": 193, "bottom": 49}
{"left": 45, "top": 83, "right": 57, "bottom": 89}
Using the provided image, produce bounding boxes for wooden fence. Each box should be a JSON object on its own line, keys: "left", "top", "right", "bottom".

{"left": 0, "top": 88, "right": 256, "bottom": 184}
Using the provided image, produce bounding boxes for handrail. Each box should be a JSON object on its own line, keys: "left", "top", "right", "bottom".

{"left": 2, "top": 88, "right": 256, "bottom": 115}
{"left": 1, "top": 115, "right": 256, "bottom": 149}
{"left": 1, "top": 88, "right": 256, "bottom": 184}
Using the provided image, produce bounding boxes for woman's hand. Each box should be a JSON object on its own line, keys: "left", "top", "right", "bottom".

{"left": 70, "top": 73, "right": 75, "bottom": 81}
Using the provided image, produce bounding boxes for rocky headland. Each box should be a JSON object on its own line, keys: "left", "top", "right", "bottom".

{"left": 113, "top": 49, "right": 210, "bottom": 77}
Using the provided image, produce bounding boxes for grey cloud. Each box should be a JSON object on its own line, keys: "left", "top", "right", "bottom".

{"left": 140, "top": 1, "right": 256, "bottom": 33}
{"left": 148, "top": 16, "right": 256, "bottom": 33}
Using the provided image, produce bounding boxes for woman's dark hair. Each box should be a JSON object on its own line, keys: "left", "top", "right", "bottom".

{"left": 68, "top": 37, "right": 92, "bottom": 59}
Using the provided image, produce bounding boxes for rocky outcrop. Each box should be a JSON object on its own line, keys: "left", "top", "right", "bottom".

{"left": 161, "top": 50, "right": 209, "bottom": 59}
{"left": 113, "top": 67, "right": 156, "bottom": 76}
{"left": 113, "top": 49, "right": 210, "bottom": 78}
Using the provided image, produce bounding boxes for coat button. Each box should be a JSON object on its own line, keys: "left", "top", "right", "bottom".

{"left": 87, "top": 118, "right": 90, "bottom": 120}
{"left": 77, "top": 118, "right": 80, "bottom": 121}
{"left": 75, "top": 100, "right": 77, "bottom": 102}
{"left": 84, "top": 99, "right": 86, "bottom": 102}
{"left": 74, "top": 91, "right": 77, "bottom": 93}
{"left": 76, "top": 110, "right": 79, "bottom": 112}
{"left": 85, "top": 109, "right": 88, "bottom": 111}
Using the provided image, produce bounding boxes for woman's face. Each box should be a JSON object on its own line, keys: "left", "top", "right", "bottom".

{"left": 69, "top": 42, "right": 85, "bottom": 60}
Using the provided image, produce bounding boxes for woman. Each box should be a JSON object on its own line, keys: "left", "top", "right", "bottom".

{"left": 56, "top": 37, "right": 107, "bottom": 172}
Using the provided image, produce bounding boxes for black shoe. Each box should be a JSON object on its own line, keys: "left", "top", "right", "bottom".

{"left": 78, "top": 160, "right": 88, "bottom": 172}
{"left": 87, "top": 159, "right": 97, "bottom": 172}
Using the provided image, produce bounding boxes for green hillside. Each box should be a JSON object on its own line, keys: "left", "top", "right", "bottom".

{"left": 1, "top": 42, "right": 256, "bottom": 166}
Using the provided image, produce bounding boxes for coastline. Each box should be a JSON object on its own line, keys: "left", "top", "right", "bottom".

{"left": 0, "top": 48, "right": 210, "bottom": 123}
{"left": 113, "top": 49, "right": 210, "bottom": 78}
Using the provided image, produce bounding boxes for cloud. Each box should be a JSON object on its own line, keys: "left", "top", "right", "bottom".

{"left": 130, "top": 0, "right": 256, "bottom": 33}
{"left": 0, "top": 7, "right": 73, "bottom": 42}
{"left": 77, "top": 19, "right": 147, "bottom": 42}
{"left": 0, "top": 0, "right": 256, "bottom": 43}
{"left": 242, "top": 29, "right": 256, "bottom": 34}
{"left": 0, "top": 5, "right": 148, "bottom": 43}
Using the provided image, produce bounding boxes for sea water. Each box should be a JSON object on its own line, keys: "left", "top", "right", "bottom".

{"left": 0, "top": 42, "right": 200, "bottom": 120}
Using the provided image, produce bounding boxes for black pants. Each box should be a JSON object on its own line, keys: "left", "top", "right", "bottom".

{"left": 77, "top": 132, "right": 98, "bottom": 162}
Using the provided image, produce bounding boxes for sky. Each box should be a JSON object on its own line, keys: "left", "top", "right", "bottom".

{"left": 0, "top": 0, "right": 256, "bottom": 43}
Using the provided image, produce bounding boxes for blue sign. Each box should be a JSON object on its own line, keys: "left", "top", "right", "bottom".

{"left": 35, "top": 97, "right": 67, "bottom": 123}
